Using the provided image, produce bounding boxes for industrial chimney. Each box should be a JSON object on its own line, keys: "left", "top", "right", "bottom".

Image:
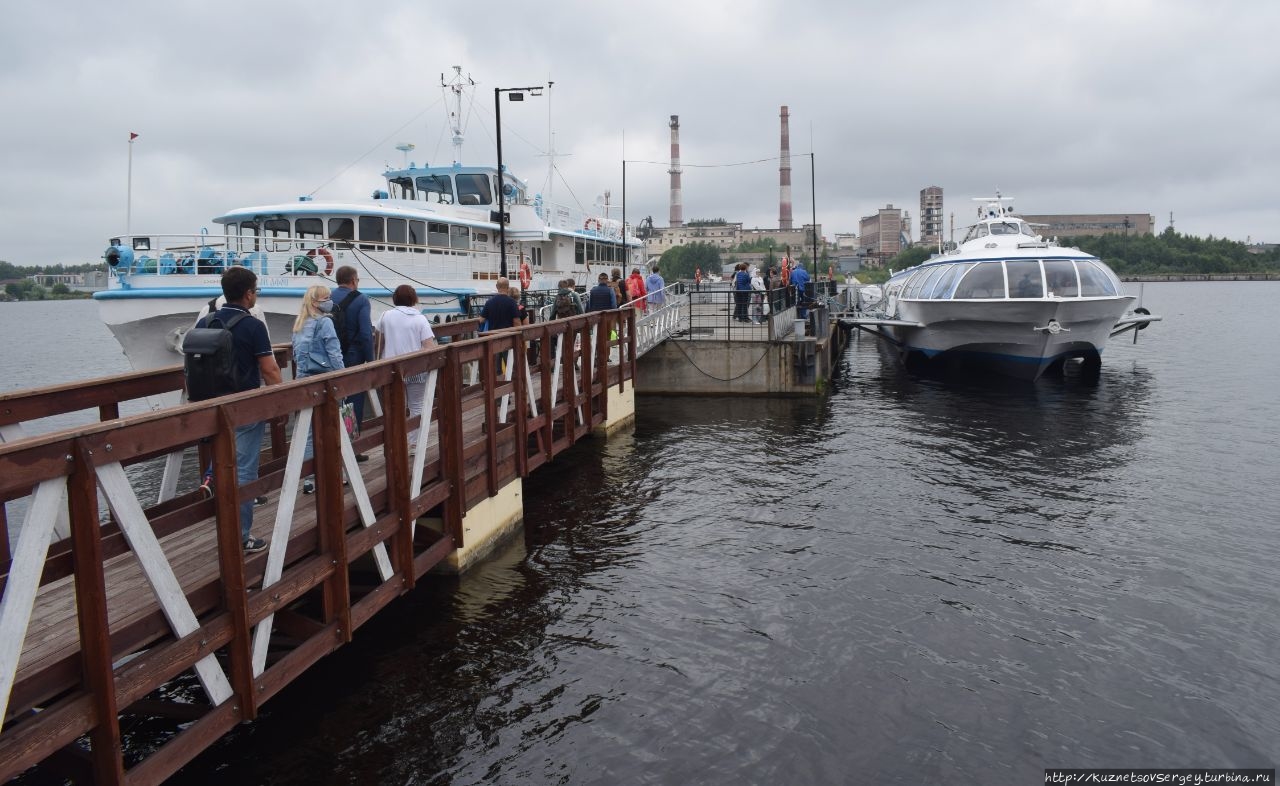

{"left": 668, "top": 115, "right": 683, "bottom": 228}
{"left": 779, "top": 106, "right": 793, "bottom": 231}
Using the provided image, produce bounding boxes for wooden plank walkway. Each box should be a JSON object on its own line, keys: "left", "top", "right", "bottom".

{"left": 0, "top": 311, "right": 636, "bottom": 784}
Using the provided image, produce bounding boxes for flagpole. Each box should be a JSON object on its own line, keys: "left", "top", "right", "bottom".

{"left": 126, "top": 133, "right": 135, "bottom": 238}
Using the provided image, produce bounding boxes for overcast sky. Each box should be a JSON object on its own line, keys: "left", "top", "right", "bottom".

{"left": 2, "top": 0, "right": 1277, "bottom": 267}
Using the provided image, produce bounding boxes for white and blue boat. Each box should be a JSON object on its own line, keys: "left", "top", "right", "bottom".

{"left": 845, "top": 195, "right": 1159, "bottom": 380}
{"left": 95, "top": 70, "right": 642, "bottom": 370}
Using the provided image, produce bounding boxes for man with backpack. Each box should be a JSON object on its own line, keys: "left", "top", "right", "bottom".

{"left": 553, "top": 278, "right": 582, "bottom": 320}
{"left": 331, "top": 266, "right": 374, "bottom": 455}
{"left": 184, "top": 266, "right": 281, "bottom": 553}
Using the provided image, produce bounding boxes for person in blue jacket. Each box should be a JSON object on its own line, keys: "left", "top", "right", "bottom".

{"left": 733, "top": 263, "right": 751, "bottom": 322}
{"left": 790, "top": 261, "right": 812, "bottom": 319}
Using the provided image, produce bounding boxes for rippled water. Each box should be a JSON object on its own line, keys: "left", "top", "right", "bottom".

{"left": 4, "top": 286, "right": 1278, "bottom": 783}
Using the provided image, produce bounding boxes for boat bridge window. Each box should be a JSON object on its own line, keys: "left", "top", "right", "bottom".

{"left": 328, "top": 218, "right": 354, "bottom": 246}
{"left": 1077, "top": 260, "right": 1119, "bottom": 296}
{"left": 455, "top": 174, "right": 493, "bottom": 206}
{"left": 952, "top": 260, "right": 1006, "bottom": 299}
{"left": 990, "top": 222, "right": 1022, "bottom": 236}
{"left": 1006, "top": 259, "right": 1044, "bottom": 298}
{"left": 1044, "top": 259, "right": 1079, "bottom": 297}
{"left": 389, "top": 176, "right": 414, "bottom": 200}
{"left": 415, "top": 175, "right": 454, "bottom": 204}
{"left": 359, "top": 216, "right": 385, "bottom": 251}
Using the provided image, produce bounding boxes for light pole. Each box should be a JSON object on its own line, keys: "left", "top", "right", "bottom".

{"left": 494, "top": 85, "right": 543, "bottom": 280}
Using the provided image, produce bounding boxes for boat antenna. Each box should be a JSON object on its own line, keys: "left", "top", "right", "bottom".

{"left": 544, "top": 79, "right": 555, "bottom": 202}
{"left": 443, "top": 66, "right": 474, "bottom": 165}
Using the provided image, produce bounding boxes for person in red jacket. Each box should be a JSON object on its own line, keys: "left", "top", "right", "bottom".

{"left": 626, "top": 268, "right": 648, "bottom": 314}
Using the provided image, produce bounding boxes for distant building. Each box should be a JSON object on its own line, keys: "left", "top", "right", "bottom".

{"left": 859, "top": 204, "right": 904, "bottom": 257}
{"left": 1020, "top": 213, "right": 1155, "bottom": 238}
{"left": 645, "top": 222, "right": 826, "bottom": 263}
{"left": 920, "top": 186, "right": 943, "bottom": 247}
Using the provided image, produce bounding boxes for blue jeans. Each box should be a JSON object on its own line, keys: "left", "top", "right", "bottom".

{"left": 235, "top": 421, "right": 266, "bottom": 540}
{"left": 343, "top": 350, "right": 368, "bottom": 428}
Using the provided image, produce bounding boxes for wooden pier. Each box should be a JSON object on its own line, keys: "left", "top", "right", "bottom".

{"left": 0, "top": 309, "right": 636, "bottom": 784}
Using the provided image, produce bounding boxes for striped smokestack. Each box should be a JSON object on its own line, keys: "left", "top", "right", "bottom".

{"left": 779, "top": 106, "right": 793, "bottom": 230}
{"left": 668, "top": 115, "right": 683, "bottom": 228}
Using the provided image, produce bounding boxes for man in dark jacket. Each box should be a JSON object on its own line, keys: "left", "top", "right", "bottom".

{"left": 586, "top": 272, "right": 618, "bottom": 311}
{"left": 733, "top": 263, "right": 751, "bottom": 321}
{"left": 331, "top": 266, "right": 374, "bottom": 442}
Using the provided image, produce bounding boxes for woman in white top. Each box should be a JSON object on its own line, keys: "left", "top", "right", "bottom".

{"left": 376, "top": 285, "right": 438, "bottom": 450}
{"left": 749, "top": 266, "right": 766, "bottom": 323}
{"left": 291, "top": 285, "right": 345, "bottom": 493}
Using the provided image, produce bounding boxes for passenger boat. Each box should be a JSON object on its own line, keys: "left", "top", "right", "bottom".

{"left": 844, "top": 195, "right": 1159, "bottom": 380}
{"left": 94, "top": 69, "right": 643, "bottom": 371}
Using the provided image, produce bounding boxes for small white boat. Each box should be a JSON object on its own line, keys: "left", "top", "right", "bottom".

{"left": 843, "top": 195, "right": 1159, "bottom": 380}
{"left": 94, "top": 69, "right": 643, "bottom": 371}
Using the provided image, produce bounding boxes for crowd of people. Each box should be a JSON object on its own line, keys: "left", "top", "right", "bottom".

{"left": 189, "top": 259, "right": 817, "bottom": 553}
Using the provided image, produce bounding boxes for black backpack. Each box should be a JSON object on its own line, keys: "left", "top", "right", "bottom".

{"left": 554, "top": 288, "right": 579, "bottom": 319}
{"left": 332, "top": 289, "right": 360, "bottom": 354}
{"left": 182, "top": 311, "right": 249, "bottom": 401}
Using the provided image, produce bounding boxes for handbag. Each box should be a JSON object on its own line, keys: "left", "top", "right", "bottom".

{"left": 339, "top": 401, "right": 358, "bottom": 438}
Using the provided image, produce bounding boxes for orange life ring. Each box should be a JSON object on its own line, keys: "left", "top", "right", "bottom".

{"left": 583, "top": 218, "right": 601, "bottom": 233}
{"left": 307, "top": 247, "right": 335, "bottom": 276}
{"left": 518, "top": 259, "right": 532, "bottom": 290}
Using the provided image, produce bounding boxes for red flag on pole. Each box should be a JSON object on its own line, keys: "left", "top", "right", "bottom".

{"left": 129, "top": 132, "right": 138, "bottom": 141}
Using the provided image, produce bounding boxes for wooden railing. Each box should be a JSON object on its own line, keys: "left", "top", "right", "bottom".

{"left": 0, "top": 307, "right": 636, "bottom": 784}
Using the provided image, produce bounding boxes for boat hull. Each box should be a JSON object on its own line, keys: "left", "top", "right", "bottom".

{"left": 885, "top": 296, "right": 1134, "bottom": 380}
{"left": 94, "top": 273, "right": 481, "bottom": 371}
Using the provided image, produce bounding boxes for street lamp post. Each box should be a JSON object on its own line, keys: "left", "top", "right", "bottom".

{"left": 494, "top": 85, "right": 543, "bottom": 281}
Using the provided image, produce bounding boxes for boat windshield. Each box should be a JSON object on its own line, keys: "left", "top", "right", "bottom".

{"left": 952, "top": 261, "right": 1006, "bottom": 299}
{"left": 989, "top": 222, "right": 1026, "bottom": 236}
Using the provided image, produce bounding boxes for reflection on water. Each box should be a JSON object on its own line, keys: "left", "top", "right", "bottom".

{"left": 8, "top": 287, "right": 1279, "bottom": 784}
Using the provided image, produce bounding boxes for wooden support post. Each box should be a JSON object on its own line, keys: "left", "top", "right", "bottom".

{"left": 513, "top": 333, "right": 530, "bottom": 478}
{"left": 439, "top": 350, "right": 465, "bottom": 549}
{"left": 314, "top": 387, "right": 352, "bottom": 643}
{"left": 383, "top": 373, "right": 414, "bottom": 591}
{"left": 66, "top": 439, "right": 124, "bottom": 784}
{"left": 539, "top": 324, "right": 554, "bottom": 462}
{"left": 482, "top": 341, "right": 499, "bottom": 498}
{"left": 580, "top": 323, "right": 595, "bottom": 433}
{"left": 212, "top": 408, "right": 258, "bottom": 720}
{"left": 595, "top": 315, "right": 610, "bottom": 422}
{"left": 560, "top": 324, "right": 578, "bottom": 446}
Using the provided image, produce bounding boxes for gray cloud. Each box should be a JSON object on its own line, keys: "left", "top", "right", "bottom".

{"left": 3, "top": 0, "right": 1277, "bottom": 267}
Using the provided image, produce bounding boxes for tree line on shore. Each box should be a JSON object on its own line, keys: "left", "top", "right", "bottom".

{"left": 877, "top": 228, "right": 1280, "bottom": 283}
{"left": 0, "top": 261, "right": 96, "bottom": 301}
